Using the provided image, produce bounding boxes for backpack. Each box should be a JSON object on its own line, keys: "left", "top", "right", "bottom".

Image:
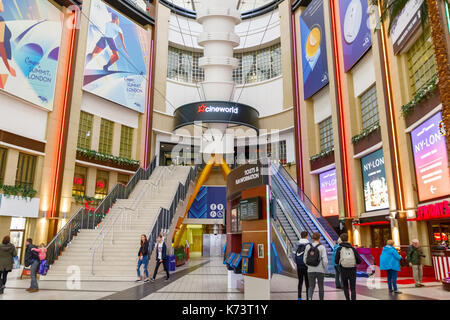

{"left": 38, "top": 260, "right": 49, "bottom": 276}
{"left": 295, "top": 243, "right": 308, "bottom": 267}
{"left": 339, "top": 247, "right": 356, "bottom": 268}
{"left": 305, "top": 244, "right": 322, "bottom": 267}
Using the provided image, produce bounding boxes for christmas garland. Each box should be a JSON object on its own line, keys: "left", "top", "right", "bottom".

{"left": 76, "top": 147, "right": 140, "bottom": 167}
{"left": 73, "top": 195, "right": 101, "bottom": 206}
{"left": 351, "top": 122, "right": 381, "bottom": 145}
{"left": 0, "top": 184, "right": 37, "bottom": 201}
{"left": 401, "top": 75, "right": 438, "bottom": 118}
{"left": 310, "top": 148, "right": 334, "bottom": 162}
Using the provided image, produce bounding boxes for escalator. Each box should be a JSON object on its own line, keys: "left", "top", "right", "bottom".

{"left": 270, "top": 163, "right": 339, "bottom": 275}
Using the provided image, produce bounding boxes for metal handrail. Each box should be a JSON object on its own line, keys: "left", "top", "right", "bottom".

{"left": 89, "top": 166, "right": 173, "bottom": 275}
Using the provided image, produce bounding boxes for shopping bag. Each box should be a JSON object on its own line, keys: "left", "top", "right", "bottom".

{"left": 38, "top": 260, "right": 49, "bottom": 275}
{"left": 13, "top": 256, "right": 20, "bottom": 269}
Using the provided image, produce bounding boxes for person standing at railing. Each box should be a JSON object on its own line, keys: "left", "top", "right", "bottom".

{"left": 150, "top": 235, "right": 170, "bottom": 282}
{"left": 0, "top": 235, "right": 17, "bottom": 295}
{"left": 136, "top": 235, "right": 150, "bottom": 283}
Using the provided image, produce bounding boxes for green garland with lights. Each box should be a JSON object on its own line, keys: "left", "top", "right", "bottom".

{"left": 0, "top": 185, "right": 37, "bottom": 200}
{"left": 351, "top": 122, "right": 381, "bottom": 145}
{"left": 401, "top": 75, "right": 438, "bottom": 118}
{"left": 76, "top": 147, "right": 140, "bottom": 167}
{"left": 73, "top": 195, "right": 101, "bottom": 206}
{"left": 310, "top": 148, "right": 334, "bottom": 161}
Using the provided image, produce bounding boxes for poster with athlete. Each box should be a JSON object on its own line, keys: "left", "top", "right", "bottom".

{"left": 0, "top": 0, "right": 63, "bottom": 110}
{"left": 83, "top": 0, "right": 150, "bottom": 113}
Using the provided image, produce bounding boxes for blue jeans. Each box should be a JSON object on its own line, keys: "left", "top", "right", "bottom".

{"left": 137, "top": 256, "right": 149, "bottom": 278}
{"left": 387, "top": 269, "right": 398, "bottom": 291}
{"left": 30, "top": 260, "right": 39, "bottom": 289}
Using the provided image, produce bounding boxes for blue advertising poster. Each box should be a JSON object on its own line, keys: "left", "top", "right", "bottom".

{"left": 339, "top": 0, "right": 372, "bottom": 72}
{"left": 83, "top": 0, "right": 150, "bottom": 113}
{"left": 361, "top": 149, "right": 389, "bottom": 212}
{"left": 0, "top": 0, "right": 62, "bottom": 110}
{"left": 300, "top": 0, "right": 329, "bottom": 99}
{"left": 188, "top": 186, "right": 226, "bottom": 219}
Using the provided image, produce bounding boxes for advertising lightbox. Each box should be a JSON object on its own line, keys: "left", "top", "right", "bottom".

{"left": 83, "top": 0, "right": 150, "bottom": 113}
{"left": 390, "top": 0, "right": 424, "bottom": 54}
{"left": 410, "top": 111, "right": 450, "bottom": 202}
{"left": 319, "top": 168, "right": 339, "bottom": 217}
{"left": 361, "top": 149, "right": 389, "bottom": 212}
{"left": 300, "top": 0, "right": 329, "bottom": 99}
{"left": 0, "top": 0, "right": 63, "bottom": 110}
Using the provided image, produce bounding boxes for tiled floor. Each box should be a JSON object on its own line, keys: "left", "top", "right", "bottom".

{"left": 1, "top": 257, "right": 449, "bottom": 300}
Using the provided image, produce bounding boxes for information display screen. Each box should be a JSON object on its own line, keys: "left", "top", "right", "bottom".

{"left": 240, "top": 197, "right": 261, "bottom": 221}
{"left": 241, "top": 243, "right": 253, "bottom": 258}
{"left": 361, "top": 149, "right": 389, "bottom": 212}
{"left": 225, "top": 253, "right": 235, "bottom": 265}
{"left": 319, "top": 168, "right": 339, "bottom": 217}
{"left": 232, "top": 254, "right": 241, "bottom": 267}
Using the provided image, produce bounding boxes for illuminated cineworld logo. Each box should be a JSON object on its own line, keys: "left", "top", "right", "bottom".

{"left": 197, "top": 104, "right": 239, "bottom": 114}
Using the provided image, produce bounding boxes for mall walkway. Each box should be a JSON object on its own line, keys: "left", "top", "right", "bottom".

{"left": 1, "top": 257, "right": 449, "bottom": 300}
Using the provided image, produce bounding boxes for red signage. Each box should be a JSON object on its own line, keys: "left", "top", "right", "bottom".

{"left": 96, "top": 181, "right": 105, "bottom": 188}
{"left": 197, "top": 104, "right": 207, "bottom": 113}
{"left": 413, "top": 201, "right": 450, "bottom": 221}
{"left": 73, "top": 177, "right": 84, "bottom": 185}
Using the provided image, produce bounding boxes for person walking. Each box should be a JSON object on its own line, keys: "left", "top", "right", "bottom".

{"left": 0, "top": 235, "right": 17, "bottom": 294}
{"left": 332, "top": 238, "right": 342, "bottom": 289}
{"left": 335, "top": 233, "right": 362, "bottom": 300}
{"left": 407, "top": 239, "right": 426, "bottom": 287}
{"left": 303, "top": 232, "right": 328, "bottom": 300}
{"left": 150, "top": 235, "right": 170, "bottom": 282}
{"left": 293, "top": 231, "right": 310, "bottom": 300}
{"left": 380, "top": 240, "right": 402, "bottom": 294}
{"left": 24, "top": 238, "right": 40, "bottom": 293}
{"left": 136, "top": 234, "right": 150, "bottom": 283}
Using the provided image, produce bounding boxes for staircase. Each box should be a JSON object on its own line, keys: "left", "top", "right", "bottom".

{"left": 43, "top": 166, "right": 194, "bottom": 281}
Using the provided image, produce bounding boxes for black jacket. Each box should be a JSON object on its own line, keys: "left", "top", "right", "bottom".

{"left": 335, "top": 242, "right": 362, "bottom": 268}
{"left": 24, "top": 244, "right": 39, "bottom": 267}
{"left": 138, "top": 241, "right": 149, "bottom": 257}
{"left": 155, "top": 242, "right": 167, "bottom": 261}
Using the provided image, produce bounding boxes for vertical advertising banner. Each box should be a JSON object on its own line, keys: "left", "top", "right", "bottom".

{"left": 390, "top": 0, "right": 424, "bottom": 54}
{"left": 339, "top": 0, "right": 372, "bottom": 72}
{"left": 319, "top": 168, "right": 339, "bottom": 217}
{"left": 83, "top": 0, "right": 150, "bottom": 113}
{"left": 188, "top": 186, "right": 226, "bottom": 219}
{"left": 411, "top": 112, "right": 450, "bottom": 202}
{"left": 0, "top": 0, "right": 63, "bottom": 110}
{"left": 300, "top": 0, "right": 329, "bottom": 99}
{"left": 361, "top": 149, "right": 389, "bottom": 212}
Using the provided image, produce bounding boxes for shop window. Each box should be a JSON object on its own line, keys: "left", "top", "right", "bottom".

{"left": 233, "top": 43, "right": 282, "bottom": 85}
{"left": 94, "top": 170, "right": 109, "bottom": 200}
{"left": 98, "top": 118, "right": 114, "bottom": 154}
{"left": 319, "top": 117, "right": 333, "bottom": 152}
{"left": 0, "top": 147, "right": 7, "bottom": 185}
{"left": 117, "top": 173, "right": 130, "bottom": 185}
{"left": 77, "top": 111, "right": 93, "bottom": 149}
{"left": 371, "top": 225, "right": 391, "bottom": 248}
{"left": 430, "top": 222, "right": 449, "bottom": 248}
{"left": 72, "top": 166, "right": 87, "bottom": 197}
{"left": 167, "top": 46, "right": 204, "bottom": 83}
{"left": 10, "top": 217, "right": 26, "bottom": 261}
{"left": 15, "top": 153, "right": 36, "bottom": 189}
{"left": 119, "top": 125, "right": 133, "bottom": 159}
{"left": 407, "top": 29, "right": 437, "bottom": 95}
{"left": 360, "top": 85, "right": 379, "bottom": 130}
{"left": 279, "top": 140, "right": 287, "bottom": 164}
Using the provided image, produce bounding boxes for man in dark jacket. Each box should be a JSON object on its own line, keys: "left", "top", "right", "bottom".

{"left": 150, "top": 235, "right": 169, "bottom": 281}
{"left": 0, "top": 235, "right": 17, "bottom": 294}
{"left": 407, "top": 239, "right": 425, "bottom": 287}
{"left": 335, "top": 233, "right": 362, "bottom": 300}
{"left": 24, "top": 238, "right": 40, "bottom": 292}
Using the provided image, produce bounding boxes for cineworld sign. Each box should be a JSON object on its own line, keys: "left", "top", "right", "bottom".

{"left": 174, "top": 101, "right": 260, "bottom": 132}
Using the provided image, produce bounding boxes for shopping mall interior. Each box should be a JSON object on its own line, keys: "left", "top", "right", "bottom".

{"left": 0, "top": 0, "right": 449, "bottom": 302}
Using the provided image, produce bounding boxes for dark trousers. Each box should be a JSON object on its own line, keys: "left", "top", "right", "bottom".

{"left": 307, "top": 272, "right": 324, "bottom": 300}
{"left": 30, "top": 260, "right": 39, "bottom": 289}
{"left": 340, "top": 266, "right": 357, "bottom": 300}
{"left": 297, "top": 267, "right": 309, "bottom": 299}
{"left": 153, "top": 259, "right": 169, "bottom": 279}
{"left": 386, "top": 269, "right": 398, "bottom": 292}
{"left": 1, "top": 269, "right": 9, "bottom": 287}
{"left": 334, "top": 266, "right": 342, "bottom": 288}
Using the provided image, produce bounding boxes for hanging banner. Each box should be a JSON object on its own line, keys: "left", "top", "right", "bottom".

{"left": 319, "top": 168, "right": 339, "bottom": 217}
{"left": 339, "top": 0, "right": 372, "bottom": 72}
{"left": 300, "top": 0, "right": 329, "bottom": 99}
{"left": 390, "top": 0, "right": 424, "bottom": 54}
{"left": 411, "top": 111, "right": 450, "bottom": 202}
{"left": 361, "top": 149, "right": 389, "bottom": 212}
{"left": 83, "top": 0, "right": 149, "bottom": 113}
{"left": 0, "top": 0, "right": 63, "bottom": 110}
{"left": 188, "top": 186, "right": 226, "bottom": 219}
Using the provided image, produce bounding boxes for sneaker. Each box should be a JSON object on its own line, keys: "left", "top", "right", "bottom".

{"left": 150, "top": 278, "right": 155, "bottom": 282}
{"left": 415, "top": 284, "right": 421, "bottom": 287}
{"left": 28, "top": 288, "right": 39, "bottom": 293}
{"left": 418, "top": 283, "right": 425, "bottom": 287}
{"left": 394, "top": 291, "right": 402, "bottom": 294}
{"left": 144, "top": 278, "right": 150, "bottom": 283}
{"left": 135, "top": 277, "right": 142, "bottom": 282}
{"left": 164, "top": 278, "right": 170, "bottom": 282}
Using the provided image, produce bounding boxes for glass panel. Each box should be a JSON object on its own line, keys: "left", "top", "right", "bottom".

{"left": 360, "top": 85, "right": 379, "bottom": 130}
{"left": 15, "top": 153, "right": 36, "bottom": 189}
{"left": 319, "top": 117, "right": 333, "bottom": 152}
{"left": 0, "top": 147, "right": 7, "bottom": 185}
{"left": 77, "top": 111, "right": 93, "bottom": 149}
{"left": 119, "top": 125, "right": 133, "bottom": 159}
{"left": 10, "top": 217, "right": 26, "bottom": 230}
{"left": 94, "top": 170, "right": 109, "bottom": 199}
{"left": 72, "top": 165, "right": 87, "bottom": 197}
{"left": 10, "top": 231, "right": 24, "bottom": 248}
{"left": 98, "top": 118, "right": 114, "bottom": 154}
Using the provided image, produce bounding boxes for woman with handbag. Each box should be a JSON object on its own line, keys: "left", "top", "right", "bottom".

{"left": 0, "top": 235, "right": 18, "bottom": 294}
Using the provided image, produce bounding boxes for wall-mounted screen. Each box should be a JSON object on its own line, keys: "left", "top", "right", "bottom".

{"left": 319, "top": 168, "right": 339, "bottom": 217}
{"left": 410, "top": 111, "right": 450, "bottom": 202}
{"left": 83, "top": 0, "right": 150, "bottom": 113}
{"left": 0, "top": 0, "right": 63, "bottom": 110}
{"left": 361, "top": 149, "right": 389, "bottom": 212}
{"left": 240, "top": 197, "right": 261, "bottom": 221}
